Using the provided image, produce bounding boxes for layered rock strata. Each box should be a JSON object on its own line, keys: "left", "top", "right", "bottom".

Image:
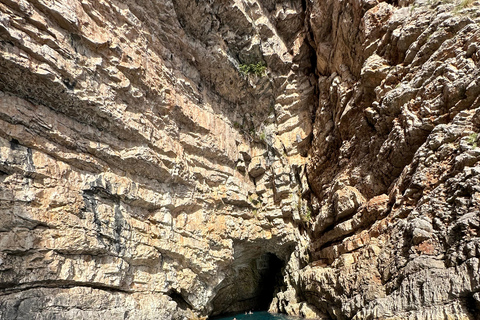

{"left": 1, "top": 0, "right": 480, "bottom": 319}
{"left": 0, "top": 0, "right": 314, "bottom": 318}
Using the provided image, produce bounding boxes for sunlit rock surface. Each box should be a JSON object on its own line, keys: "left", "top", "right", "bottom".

{"left": 1, "top": 0, "right": 480, "bottom": 319}
{"left": 0, "top": 0, "right": 313, "bottom": 317}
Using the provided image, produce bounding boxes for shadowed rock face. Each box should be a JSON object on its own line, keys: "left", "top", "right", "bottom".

{"left": 1, "top": 0, "right": 480, "bottom": 319}
{"left": 210, "top": 251, "right": 285, "bottom": 316}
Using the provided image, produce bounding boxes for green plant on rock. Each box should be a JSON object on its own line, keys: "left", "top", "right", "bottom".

{"left": 300, "top": 206, "right": 312, "bottom": 224}
{"left": 259, "top": 131, "right": 266, "bottom": 142}
{"left": 457, "top": 0, "right": 474, "bottom": 8}
{"left": 410, "top": 3, "right": 417, "bottom": 14}
{"left": 239, "top": 62, "right": 267, "bottom": 77}
{"left": 467, "top": 132, "right": 478, "bottom": 148}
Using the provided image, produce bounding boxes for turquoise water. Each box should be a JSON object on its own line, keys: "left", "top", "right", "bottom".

{"left": 213, "top": 311, "right": 301, "bottom": 320}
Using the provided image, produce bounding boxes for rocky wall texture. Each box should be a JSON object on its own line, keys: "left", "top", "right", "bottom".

{"left": 0, "top": 0, "right": 314, "bottom": 318}
{"left": 269, "top": 0, "right": 480, "bottom": 319}
{"left": 2, "top": 0, "right": 480, "bottom": 319}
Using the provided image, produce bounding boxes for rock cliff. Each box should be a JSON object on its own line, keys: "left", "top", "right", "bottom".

{"left": 0, "top": 0, "right": 480, "bottom": 319}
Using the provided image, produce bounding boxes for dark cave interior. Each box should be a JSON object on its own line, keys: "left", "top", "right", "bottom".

{"left": 210, "top": 253, "right": 286, "bottom": 316}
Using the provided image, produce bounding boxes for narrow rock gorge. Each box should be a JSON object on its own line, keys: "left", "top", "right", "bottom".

{"left": 0, "top": 0, "right": 479, "bottom": 319}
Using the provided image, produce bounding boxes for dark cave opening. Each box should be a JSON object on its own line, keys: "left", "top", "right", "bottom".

{"left": 210, "top": 252, "right": 286, "bottom": 316}
{"left": 167, "top": 289, "right": 193, "bottom": 311}
{"left": 256, "top": 253, "right": 285, "bottom": 311}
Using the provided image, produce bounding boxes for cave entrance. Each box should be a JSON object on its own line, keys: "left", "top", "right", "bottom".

{"left": 210, "top": 252, "right": 286, "bottom": 316}
{"left": 256, "top": 253, "right": 285, "bottom": 310}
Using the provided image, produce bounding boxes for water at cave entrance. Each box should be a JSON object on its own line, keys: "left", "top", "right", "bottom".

{"left": 213, "top": 311, "right": 302, "bottom": 320}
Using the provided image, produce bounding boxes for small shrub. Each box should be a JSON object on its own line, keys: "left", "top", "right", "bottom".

{"left": 301, "top": 206, "right": 312, "bottom": 223}
{"left": 259, "top": 132, "right": 266, "bottom": 142}
{"left": 239, "top": 62, "right": 267, "bottom": 76}
{"left": 467, "top": 132, "right": 478, "bottom": 148}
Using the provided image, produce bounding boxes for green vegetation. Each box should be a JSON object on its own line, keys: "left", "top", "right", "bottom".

{"left": 301, "top": 207, "right": 312, "bottom": 224}
{"left": 410, "top": 3, "right": 417, "bottom": 14}
{"left": 239, "top": 62, "right": 267, "bottom": 76}
{"left": 296, "top": 188, "right": 313, "bottom": 225}
{"left": 248, "top": 193, "right": 263, "bottom": 206}
{"left": 259, "top": 131, "right": 266, "bottom": 142}
{"left": 467, "top": 132, "right": 478, "bottom": 148}
{"left": 246, "top": 127, "right": 267, "bottom": 144}
{"left": 457, "top": 0, "right": 474, "bottom": 9}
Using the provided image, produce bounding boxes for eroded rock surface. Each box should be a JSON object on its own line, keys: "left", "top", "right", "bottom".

{"left": 1, "top": 0, "right": 480, "bottom": 319}
{"left": 271, "top": 0, "right": 480, "bottom": 319}
{"left": 0, "top": 0, "right": 314, "bottom": 318}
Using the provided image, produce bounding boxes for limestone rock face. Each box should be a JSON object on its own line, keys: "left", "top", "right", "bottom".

{"left": 0, "top": 0, "right": 314, "bottom": 318}
{"left": 2, "top": 0, "right": 480, "bottom": 319}
{"left": 275, "top": 0, "right": 480, "bottom": 319}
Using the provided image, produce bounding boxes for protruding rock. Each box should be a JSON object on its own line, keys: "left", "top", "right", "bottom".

{"left": 333, "top": 186, "right": 366, "bottom": 220}
{"left": 248, "top": 156, "right": 266, "bottom": 178}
